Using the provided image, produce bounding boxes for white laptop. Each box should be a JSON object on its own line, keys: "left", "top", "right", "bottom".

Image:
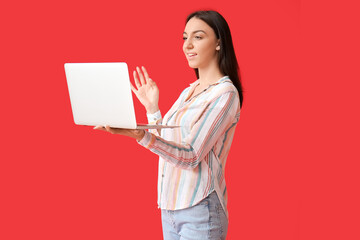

{"left": 64, "top": 62, "right": 178, "bottom": 129}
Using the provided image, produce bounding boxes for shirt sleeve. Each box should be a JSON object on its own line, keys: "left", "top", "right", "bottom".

{"left": 146, "top": 110, "right": 162, "bottom": 136}
{"left": 137, "top": 91, "right": 239, "bottom": 170}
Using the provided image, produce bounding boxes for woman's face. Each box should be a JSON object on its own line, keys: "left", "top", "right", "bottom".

{"left": 183, "top": 17, "right": 220, "bottom": 70}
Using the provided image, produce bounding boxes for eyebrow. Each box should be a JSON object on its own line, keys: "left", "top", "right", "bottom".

{"left": 183, "top": 30, "right": 207, "bottom": 35}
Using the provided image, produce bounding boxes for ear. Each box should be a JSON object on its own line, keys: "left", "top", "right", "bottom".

{"left": 216, "top": 40, "right": 221, "bottom": 51}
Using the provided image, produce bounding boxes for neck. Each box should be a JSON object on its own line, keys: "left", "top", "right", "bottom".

{"left": 197, "top": 60, "right": 224, "bottom": 86}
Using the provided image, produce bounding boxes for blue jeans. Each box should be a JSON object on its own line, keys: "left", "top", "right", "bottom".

{"left": 161, "top": 191, "right": 228, "bottom": 240}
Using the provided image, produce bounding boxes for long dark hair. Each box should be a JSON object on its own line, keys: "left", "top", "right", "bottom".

{"left": 186, "top": 10, "right": 243, "bottom": 108}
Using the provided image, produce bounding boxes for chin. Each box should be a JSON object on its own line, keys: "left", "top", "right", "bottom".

{"left": 187, "top": 61, "right": 198, "bottom": 69}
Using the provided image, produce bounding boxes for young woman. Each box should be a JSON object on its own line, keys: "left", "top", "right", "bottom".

{"left": 95, "top": 10, "right": 243, "bottom": 240}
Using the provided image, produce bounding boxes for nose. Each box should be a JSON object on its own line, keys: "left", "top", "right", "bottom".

{"left": 183, "top": 38, "right": 194, "bottom": 50}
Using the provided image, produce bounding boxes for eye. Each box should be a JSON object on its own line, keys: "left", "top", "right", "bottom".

{"left": 195, "top": 35, "right": 202, "bottom": 40}
{"left": 183, "top": 36, "right": 187, "bottom": 40}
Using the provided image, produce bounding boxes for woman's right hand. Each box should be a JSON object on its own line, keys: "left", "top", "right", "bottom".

{"left": 130, "top": 66, "right": 159, "bottom": 114}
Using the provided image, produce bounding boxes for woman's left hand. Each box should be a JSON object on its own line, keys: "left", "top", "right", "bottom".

{"left": 93, "top": 125, "right": 145, "bottom": 141}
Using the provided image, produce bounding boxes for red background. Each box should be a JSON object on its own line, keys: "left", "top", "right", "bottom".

{"left": 1, "top": 0, "right": 359, "bottom": 239}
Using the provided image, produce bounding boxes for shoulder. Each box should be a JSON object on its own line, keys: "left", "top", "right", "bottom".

{"left": 209, "top": 79, "right": 239, "bottom": 103}
{"left": 179, "top": 86, "right": 191, "bottom": 98}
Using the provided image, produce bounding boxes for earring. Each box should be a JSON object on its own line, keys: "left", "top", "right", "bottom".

{"left": 216, "top": 46, "right": 220, "bottom": 51}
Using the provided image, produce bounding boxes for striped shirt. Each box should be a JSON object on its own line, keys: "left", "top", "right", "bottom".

{"left": 137, "top": 76, "right": 240, "bottom": 219}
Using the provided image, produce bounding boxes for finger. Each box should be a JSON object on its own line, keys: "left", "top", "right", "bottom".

{"left": 133, "top": 70, "right": 141, "bottom": 88}
{"left": 130, "top": 82, "right": 138, "bottom": 94}
{"left": 105, "top": 125, "right": 115, "bottom": 134}
{"left": 136, "top": 66, "right": 146, "bottom": 85}
{"left": 148, "top": 78, "right": 157, "bottom": 86}
{"left": 134, "top": 129, "right": 144, "bottom": 135}
{"left": 93, "top": 125, "right": 104, "bottom": 130}
{"left": 142, "top": 66, "right": 150, "bottom": 82}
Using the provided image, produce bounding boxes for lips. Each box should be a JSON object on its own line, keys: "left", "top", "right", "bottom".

{"left": 187, "top": 53, "right": 197, "bottom": 59}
